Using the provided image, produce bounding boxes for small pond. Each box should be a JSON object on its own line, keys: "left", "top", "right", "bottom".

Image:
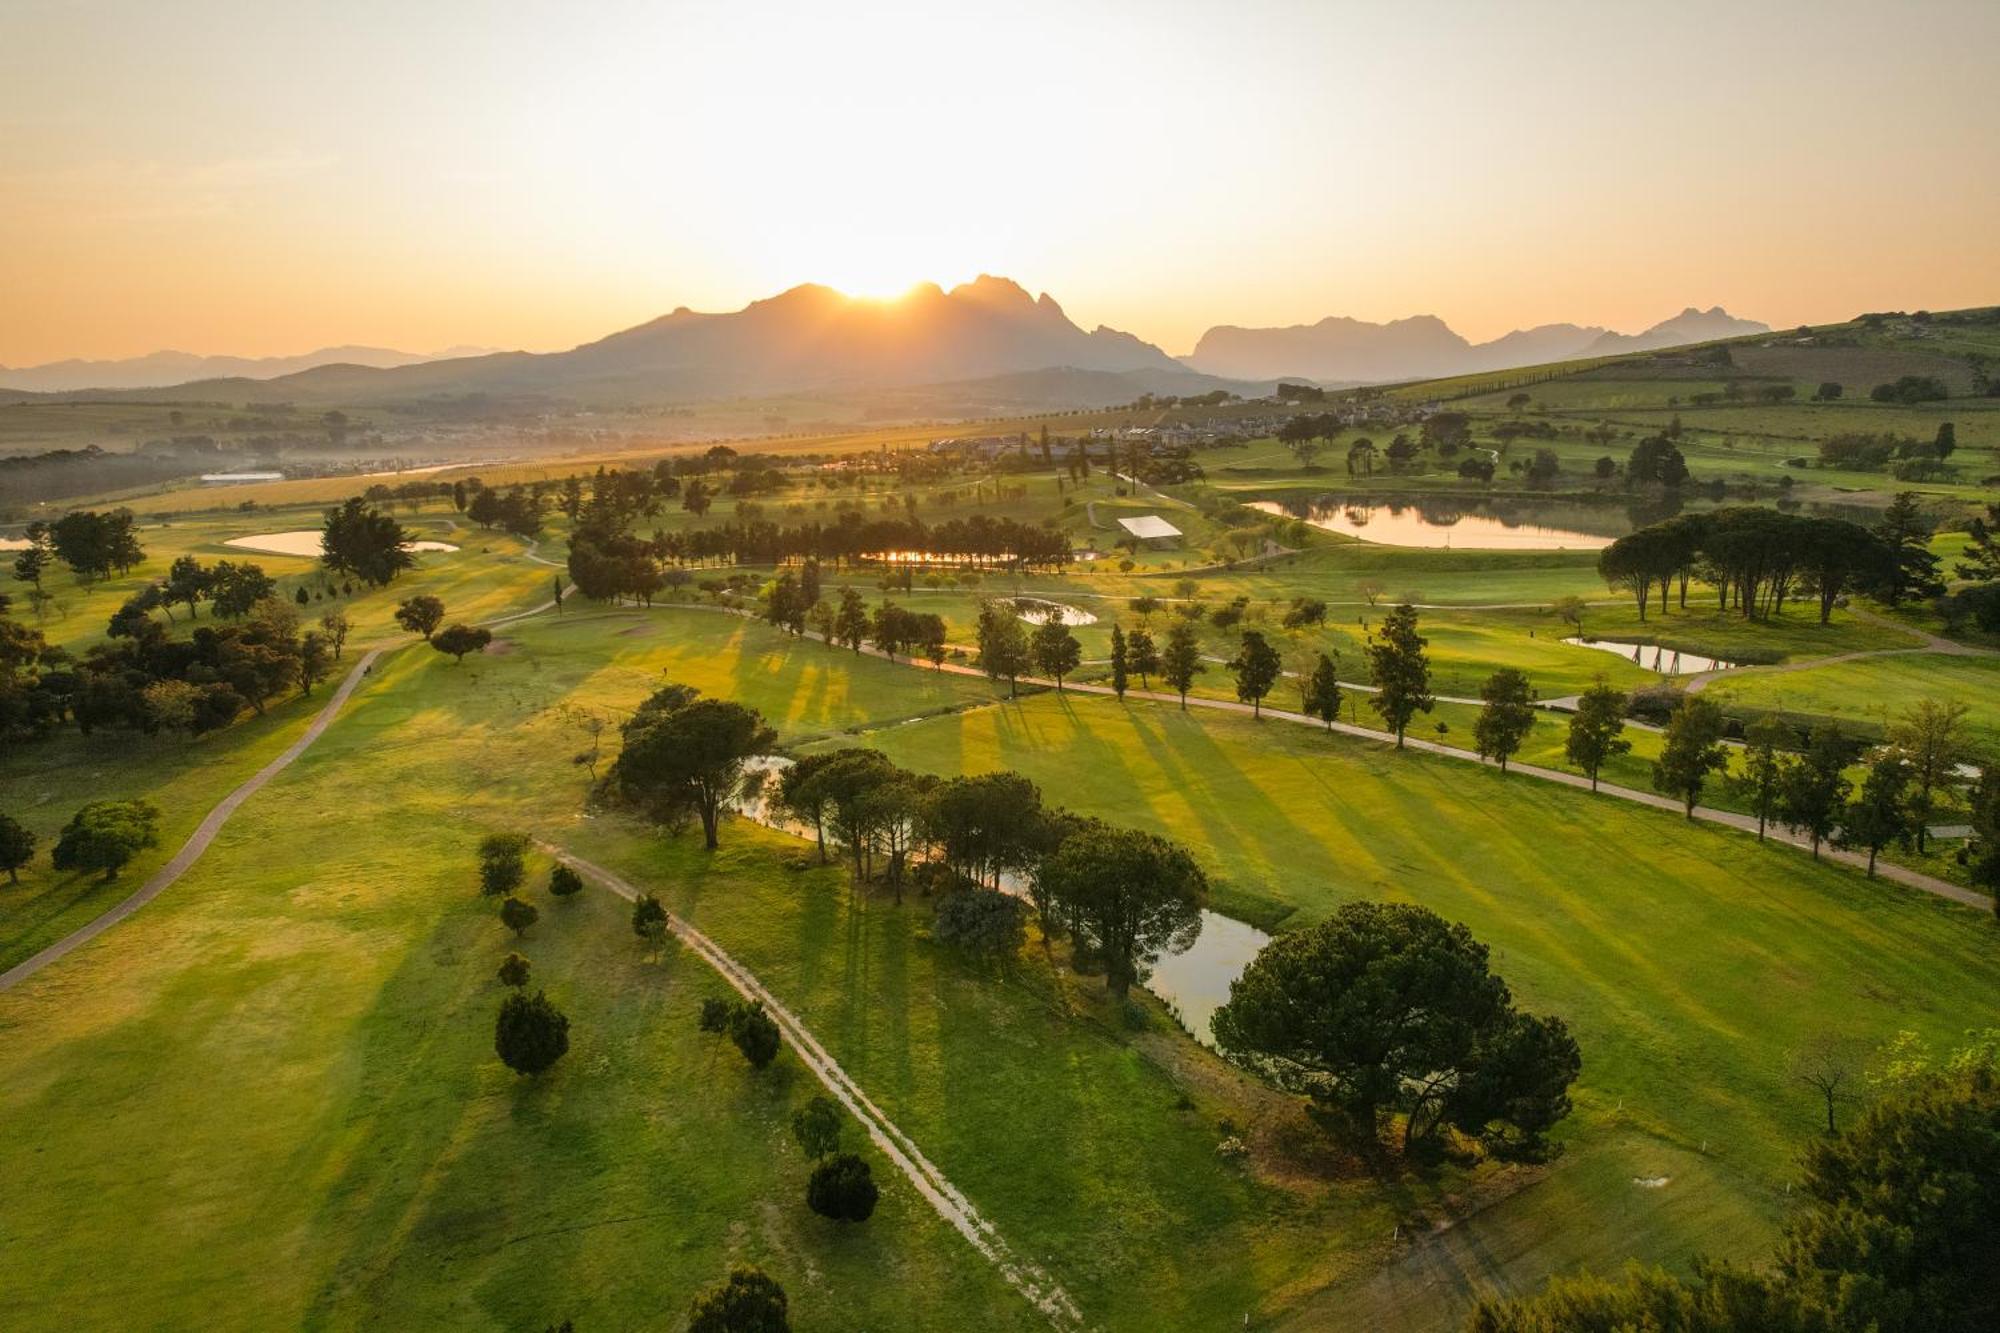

{"left": 1249, "top": 499, "right": 1617, "bottom": 550}
{"left": 1563, "top": 637, "right": 1737, "bottom": 674}
{"left": 224, "top": 531, "right": 459, "bottom": 557}
{"left": 734, "top": 756, "right": 1257, "bottom": 1046}
{"left": 1013, "top": 597, "right": 1097, "bottom": 627}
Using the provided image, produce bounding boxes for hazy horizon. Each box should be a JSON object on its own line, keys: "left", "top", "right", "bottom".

{"left": 5, "top": 0, "right": 1997, "bottom": 365}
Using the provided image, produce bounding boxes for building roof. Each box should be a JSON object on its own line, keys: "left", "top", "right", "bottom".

{"left": 1117, "top": 515, "right": 1183, "bottom": 540}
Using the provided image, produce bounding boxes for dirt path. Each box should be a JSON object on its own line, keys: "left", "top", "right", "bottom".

{"left": 546, "top": 846, "right": 1086, "bottom": 1331}
{"left": 655, "top": 602, "right": 1991, "bottom": 912}
{"left": 2, "top": 589, "right": 578, "bottom": 994}
{"left": 0, "top": 644, "right": 387, "bottom": 993}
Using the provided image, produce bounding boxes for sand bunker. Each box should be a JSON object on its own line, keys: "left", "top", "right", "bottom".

{"left": 224, "top": 531, "right": 459, "bottom": 557}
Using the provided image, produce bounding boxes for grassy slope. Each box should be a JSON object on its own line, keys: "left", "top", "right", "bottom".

{"left": 850, "top": 684, "right": 2000, "bottom": 1320}
{"left": 1703, "top": 652, "right": 2000, "bottom": 752}
{"left": 0, "top": 611, "right": 1501, "bottom": 1331}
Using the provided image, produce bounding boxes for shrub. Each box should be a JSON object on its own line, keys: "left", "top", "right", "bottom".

{"left": 791, "top": 1094, "right": 843, "bottom": 1160}
{"left": 500, "top": 896, "right": 539, "bottom": 936}
{"left": 698, "top": 996, "right": 734, "bottom": 1033}
{"left": 806, "top": 1152, "right": 878, "bottom": 1222}
{"left": 497, "top": 952, "right": 531, "bottom": 987}
{"left": 478, "top": 833, "right": 528, "bottom": 897}
{"left": 728, "top": 1001, "right": 782, "bottom": 1068}
{"left": 931, "top": 886, "right": 1027, "bottom": 960}
{"left": 687, "top": 1266, "right": 788, "bottom": 1333}
{"left": 547, "top": 864, "right": 584, "bottom": 898}
{"left": 494, "top": 990, "right": 570, "bottom": 1075}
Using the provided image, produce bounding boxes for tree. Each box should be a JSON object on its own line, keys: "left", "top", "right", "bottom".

{"left": 208, "top": 561, "right": 275, "bottom": 619}
{"left": 494, "top": 990, "right": 570, "bottom": 1075}
{"left": 632, "top": 892, "right": 669, "bottom": 954}
{"left": 974, "top": 601, "right": 1031, "bottom": 697}
{"left": 498, "top": 952, "right": 531, "bottom": 987}
{"left": 1736, "top": 714, "right": 1792, "bottom": 840}
{"left": 931, "top": 885, "right": 1027, "bottom": 960}
{"left": 1212, "top": 901, "right": 1579, "bottom": 1155}
{"left": 162, "top": 555, "right": 213, "bottom": 620}
{"left": 431, "top": 624, "right": 491, "bottom": 664}
{"left": 318, "top": 610, "right": 350, "bottom": 660}
{"left": 320, "top": 497, "right": 414, "bottom": 587}
{"left": 1031, "top": 617, "right": 1081, "bottom": 690}
{"left": 1228, "top": 630, "right": 1282, "bottom": 718}
{"left": 1039, "top": 822, "right": 1205, "bottom": 998}
{"left": 1779, "top": 725, "right": 1852, "bottom": 859}
{"left": 1301, "top": 652, "right": 1342, "bottom": 729}
{"left": 478, "top": 833, "right": 527, "bottom": 896}
{"left": 610, "top": 690, "right": 775, "bottom": 850}
{"left": 791, "top": 1095, "right": 843, "bottom": 1160}
{"left": 806, "top": 1153, "right": 878, "bottom": 1223}
{"left": 1161, "top": 621, "right": 1204, "bottom": 710}
{"left": 1125, "top": 626, "right": 1159, "bottom": 690}
{"left": 1365, "top": 604, "right": 1433, "bottom": 746}
{"left": 728, "top": 1001, "right": 781, "bottom": 1067}
{"left": 1469, "top": 669, "right": 1536, "bottom": 772}
{"left": 1471, "top": 1042, "right": 2000, "bottom": 1332}
{"left": 1842, "top": 747, "right": 1913, "bottom": 876}
{"left": 548, "top": 863, "right": 583, "bottom": 898}
{"left": 832, "top": 587, "right": 869, "bottom": 653}
{"left": 0, "top": 811, "right": 35, "bottom": 883}
{"left": 1108, "top": 624, "right": 1129, "bottom": 699}
{"left": 687, "top": 1266, "right": 789, "bottom": 1333}
{"left": 1887, "top": 698, "right": 1968, "bottom": 853}
{"left": 500, "top": 895, "right": 539, "bottom": 937}
{"left": 1788, "top": 1033, "right": 1862, "bottom": 1135}
{"left": 297, "top": 630, "right": 331, "bottom": 696}
{"left": 1968, "top": 768, "right": 2000, "bottom": 918}
{"left": 1565, "top": 682, "right": 1630, "bottom": 791}
{"left": 1873, "top": 491, "right": 1944, "bottom": 604}
{"left": 51, "top": 800, "right": 159, "bottom": 880}
{"left": 1653, "top": 695, "right": 1728, "bottom": 817}
{"left": 394, "top": 594, "right": 445, "bottom": 641}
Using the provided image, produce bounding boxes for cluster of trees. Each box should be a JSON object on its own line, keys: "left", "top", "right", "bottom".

{"left": 1472, "top": 1037, "right": 1999, "bottom": 1333}
{"left": 2, "top": 591, "right": 349, "bottom": 744}
{"left": 763, "top": 579, "right": 950, "bottom": 667}
{"left": 774, "top": 752, "right": 1209, "bottom": 995}
{"left": 319, "top": 498, "right": 415, "bottom": 587}
{"left": 18, "top": 511, "right": 147, "bottom": 585}
{"left": 1598, "top": 505, "right": 1917, "bottom": 622}
{"left": 0, "top": 799, "right": 160, "bottom": 885}
{"left": 1213, "top": 901, "right": 1581, "bottom": 1159}
{"left": 567, "top": 509, "right": 1073, "bottom": 604}
{"left": 1818, "top": 422, "right": 1956, "bottom": 475}
{"left": 1869, "top": 374, "right": 1950, "bottom": 404}
{"left": 478, "top": 837, "right": 585, "bottom": 1076}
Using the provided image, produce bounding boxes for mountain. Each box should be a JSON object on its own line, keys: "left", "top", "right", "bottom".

{"left": 1181, "top": 307, "right": 1768, "bottom": 384}
{"left": 58, "top": 276, "right": 1196, "bottom": 408}
{"left": 0, "top": 344, "right": 500, "bottom": 393}
{"left": 1580, "top": 306, "right": 1770, "bottom": 356}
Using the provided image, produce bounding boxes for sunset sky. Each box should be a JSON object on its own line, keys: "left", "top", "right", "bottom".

{"left": 4, "top": 0, "right": 1996, "bottom": 366}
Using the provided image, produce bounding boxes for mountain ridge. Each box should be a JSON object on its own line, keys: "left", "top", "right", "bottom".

{"left": 0, "top": 344, "right": 502, "bottom": 393}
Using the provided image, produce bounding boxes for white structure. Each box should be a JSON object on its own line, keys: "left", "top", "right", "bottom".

{"left": 1117, "top": 514, "right": 1183, "bottom": 547}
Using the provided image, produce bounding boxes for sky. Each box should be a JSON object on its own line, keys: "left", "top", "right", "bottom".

{"left": 3, "top": 0, "right": 1997, "bottom": 365}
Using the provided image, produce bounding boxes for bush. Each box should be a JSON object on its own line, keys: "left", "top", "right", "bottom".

{"left": 1870, "top": 375, "right": 1948, "bottom": 404}
{"left": 791, "top": 1094, "right": 843, "bottom": 1160}
{"left": 632, "top": 892, "right": 668, "bottom": 950}
{"left": 698, "top": 996, "right": 734, "bottom": 1033}
{"left": 806, "top": 1152, "right": 879, "bottom": 1222}
{"left": 494, "top": 990, "right": 570, "bottom": 1075}
{"left": 497, "top": 952, "right": 531, "bottom": 987}
{"left": 728, "top": 1001, "right": 782, "bottom": 1068}
{"left": 500, "top": 896, "right": 539, "bottom": 936}
{"left": 478, "top": 832, "right": 528, "bottom": 897}
{"left": 931, "top": 886, "right": 1027, "bottom": 960}
{"left": 687, "top": 1266, "right": 788, "bottom": 1333}
{"left": 547, "top": 864, "right": 584, "bottom": 898}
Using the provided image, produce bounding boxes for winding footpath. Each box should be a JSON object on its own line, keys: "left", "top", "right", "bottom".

{"left": 0, "top": 644, "right": 387, "bottom": 992}
{"left": 546, "top": 847, "right": 1085, "bottom": 1330}
{"left": 663, "top": 601, "right": 1991, "bottom": 912}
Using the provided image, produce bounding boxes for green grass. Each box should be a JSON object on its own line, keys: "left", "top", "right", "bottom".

{"left": 848, "top": 684, "right": 2000, "bottom": 1320}
{"left": 1702, "top": 652, "right": 2000, "bottom": 755}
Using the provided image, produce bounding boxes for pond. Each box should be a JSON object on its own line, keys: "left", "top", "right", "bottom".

{"left": 1248, "top": 498, "right": 1618, "bottom": 550}
{"left": 223, "top": 531, "right": 459, "bottom": 557}
{"left": 733, "top": 756, "right": 1258, "bottom": 1046}
{"left": 1013, "top": 597, "right": 1097, "bottom": 627}
{"left": 1563, "top": 637, "right": 1737, "bottom": 674}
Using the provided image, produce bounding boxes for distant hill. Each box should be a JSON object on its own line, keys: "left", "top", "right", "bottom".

{"left": 1181, "top": 307, "right": 1769, "bottom": 384}
{"left": 0, "top": 344, "right": 500, "bottom": 393}
{"left": 61, "top": 276, "right": 1197, "bottom": 409}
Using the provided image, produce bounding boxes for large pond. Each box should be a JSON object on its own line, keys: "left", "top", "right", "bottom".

{"left": 735, "top": 757, "right": 1257, "bottom": 1045}
{"left": 1564, "top": 637, "right": 1737, "bottom": 674}
{"left": 223, "top": 530, "right": 459, "bottom": 557}
{"left": 1249, "top": 498, "right": 1618, "bottom": 550}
